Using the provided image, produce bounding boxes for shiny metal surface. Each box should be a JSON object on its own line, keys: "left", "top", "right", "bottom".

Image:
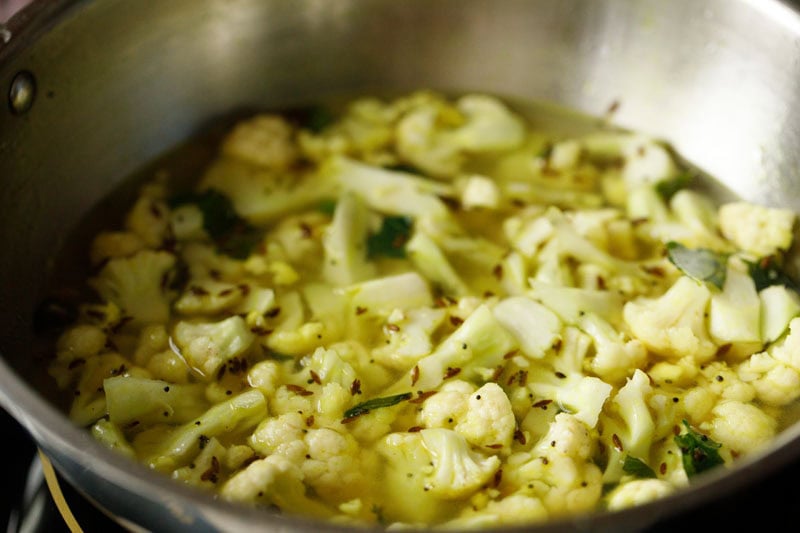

{"left": 1, "top": 1, "right": 800, "bottom": 531}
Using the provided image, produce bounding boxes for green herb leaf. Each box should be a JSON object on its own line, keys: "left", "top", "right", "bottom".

{"left": 746, "top": 256, "right": 800, "bottom": 292}
{"left": 170, "top": 189, "right": 262, "bottom": 259}
{"left": 674, "top": 420, "right": 725, "bottom": 477}
{"left": 343, "top": 392, "right": 412, "bottom": 420}
{"left": 655, "top": 172, "right": 692, "bottom": 201}
{"left": 385, "top": 163, "right": 424, "bottom": 175}
{"left": 317, "top": 198, "right": 338, "bottom": 216}
{"left": 367, "top": 216, "right": 413, "bottom": 259}
{"left": 622, "top": 455, "right": 657, "bottom": 479}
{"left": 666, "top": 241, "right": 728, "bottom": 289}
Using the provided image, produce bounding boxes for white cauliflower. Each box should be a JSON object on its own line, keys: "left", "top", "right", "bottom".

{"left": 249, "top": 412, "right": 309, "bottom": 463}
{"left": 737, "top": 350, "right": 800, "bottom": 407}
{"left": 172, "top": 315, "right": 256, "bottom": 378}
{"left": 703, "top": 400, "right": 776, "bottom": 455}
{"left": 89, "top": 231, "right": 145, "bottom": 266}
{"left": 221, "top": 114, "right": 299, "bottom": 170}
{"left": 321, "top": 191, "right": 376, "bottom": 286}
{"left": 455, "top": 383, "right": 516, "bottom": 450}
{"left": 718, "top": 201, "right": 796, "bottom": 257}
{"left": 444, "top": 494, "right": 549, "bottom": 529}
{"left": 504, "top": 413, "right": 603, "bottom": 517}
{"left": 89, "top": 249, "right": 177, "bottom": 326}
{"left": 147, "top": 389, "right": 267, "bottom": 471}
{"left": 418, "top": 380, "right": 515, "bottom": 450}
{"left": 395, "top": 94, "right": 525, "bottom": 178}
{"left": 173, "top": 279, "right": 246, "bottom": 316}
{"left": 124, "top": 194, "right": 171, "bottom": 248}
{"left": 302, "top": 427, "right": 373, "bottom": 503}
{"left": 371, "top": 307, "right": 447, "bottom": 371}
{"left": 420, "top": 428, "right": 501, "bottom": 498}
{"left": 579, "top": 312, "right": 646, "bottom": 383}
{"left": 708, "top": 261, "right": 762, "bottom": 359}
{"left": 623, "top": 276, "right": 717, "bottom": 362}
{"left": 418, "top": 379, "right": 475, "bottom": 429}
{"left": 493, "top": 296, "right": 562, "bottom": 359}
{"left": 606, "top": 479, "right": 675, "bottom": 511}
{"left": 220, "top": 454, "right": 332, "bottom": 519}
{"left": 760, "top": 285, "right": 800, "bottom": 343}
{"left": 528, "top": 373, "right": 612, "bottom": 428}
{"left": 612, "top": 370, "right": 655, "bottom": 460}
{"left": 458, "top": 174, "right": 501, "bottom": 210}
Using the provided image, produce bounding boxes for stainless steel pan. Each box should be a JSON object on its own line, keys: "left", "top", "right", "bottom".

{"left": 2, "top": 1, "right": 800, "bottom": 531}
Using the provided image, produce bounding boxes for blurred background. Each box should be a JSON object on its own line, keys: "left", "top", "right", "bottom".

{"left": 0, "top": 0, "right": 28, "bottom": 21}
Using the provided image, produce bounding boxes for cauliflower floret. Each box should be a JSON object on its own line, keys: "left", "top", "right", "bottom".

{"left": 623, "top": 276, "right": 717, "bottom": 362}
{"left": 371, "top": 307, "right": 447, "bottom": 370}
{"left": 445, "top": 494, "right": 549, "bottom": 529}
{"left": 302, "top": 428, "right": 373, "bottom": 504}
{"left": 220, "top": 454, "right": 332, "bottom": 519}
{"left": 146, "top": 349, "right": 192, "bottom": 384}
{"left": 124, "top": 194, "right": 170, "bottom": 248}
{"left": 172, "top": 315, "right": 256, "bottom": 378}
{"left": 420, "top": 428, "right": 501, "bottom": 499}
{"left": 738, "top": 350, "right": 800, "bottom": 407}
{"left": 718, "top": 201, "right": 796, "bottom": 257}
{"left": 395, "top": 94, "right": 525, "bottom": 179}
{"left": 169, "top": 204, "right": 207, "bottom": 242}
{"left": 528, "top": 373, "right": 612, "bottom": 428}
{"left": 418, "top": 380, "right": 475, "bottom": 429}
{"left": 767, "top": 317, "right": 800, "bottom": 371}
{"left": 247, "top": 360, "right": 283, "bottom": 397}
{"left": 89, "top": 249, "right": 177, "bottom": 326}
{"left": 505, "top": 414, "right": 603, "bottom": 516}
{"left": 455, "top": 383, "right": 516, "bottom": 450}
{"left": 610, "top": 370, "right": 655, "bottom": 460}
{"left": 174, "top": 279, "right": 246, "bottom": 316}
{"left": 458, "top": 174, "right": 501, "bottom": 210}
{"left": 703, "top": 400, "right": 776, "bottom": 455}
{"left": 579, "top": 312, "right": 646, "bottom": 383}
{"left": 606, "top": 479, "right": 675, "bottom": 511}
{"left": 221, "top": 114, "right": 299, "bottom": 170}
{"left": 492, "top": 296, "right": 561, "bottom": 359}
{"left": 419, "top": 381, "right": 516, "bottom": 451}
{"left": 55, "top": 324, "right": 107, "bottom": 363}
{"left": 89, "top": 231, "right": 145, "bottom": 266}
{"left": 249, "top": 412, "right": 309, "bottom": 463}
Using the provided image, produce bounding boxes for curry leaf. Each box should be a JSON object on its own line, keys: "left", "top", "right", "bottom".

{"left": 367, "top": 216, "right": 413, "bottom": 259}
{"left": 622, "top": 455, "right": 657, "bottom": 479}
{"left": 170, "top": 188, "right": 262, "bottom": 259}
{"left": 674, "top": 420, "right": 724, "bottom": 477}
{"left": 666, "top": 241, "right": 728, "bottom": 289}
{"left": 746, "top": 256, "right": 800, "bottom": 292}
{"left": 342, "top": 392, "right": 412, "bottom": 420}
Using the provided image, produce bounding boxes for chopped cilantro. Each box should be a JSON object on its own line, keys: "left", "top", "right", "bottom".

{"left": 622, "top": 455, "right": 657, "bottom": 479}
{"left": 343, "top": 392, "right": 412, "bottom": 420}
{"left": 367, "top": 216, "right": 413, "bottom": 259}
{"left": 666, "top": 241, "right": 728, "bottom": 289}
{"left": 317, "top": 198, "right": 338, "bottom": 216}
{"left": 674, "top": 420, "right": 725, "bottom": 477}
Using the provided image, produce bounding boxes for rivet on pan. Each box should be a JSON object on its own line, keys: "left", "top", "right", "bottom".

{"left": 0, "top": 25, "right": 11, "bottom": 44}
{"left": 9, "top": 70, "right": 36, "bottom": 115}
